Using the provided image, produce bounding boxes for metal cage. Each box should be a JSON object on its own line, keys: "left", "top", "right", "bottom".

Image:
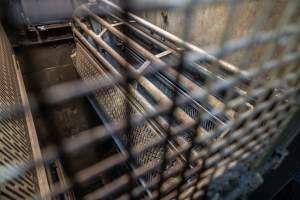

{"left": 1, "top": 0, "right": 300, "bottom": 200}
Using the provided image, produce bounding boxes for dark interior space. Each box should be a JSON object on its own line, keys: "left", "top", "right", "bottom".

{"left": 13, "top": 39, "right": 126, "bottom": 198}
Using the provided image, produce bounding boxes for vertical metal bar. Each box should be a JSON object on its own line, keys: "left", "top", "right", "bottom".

{"left": 197, "top": 1, "right": 243, "bottom": 199}
{"left": 155, "top": 3, "right": 193, "bottom": 198}
{"left": 172, "top": 1, "right": 198, "bottom": 199}
{"left": 14, "top": 61, "right": 51, "bottom": 199}
{"left": 118, "top": 1, "right": 136, "bottom": 199}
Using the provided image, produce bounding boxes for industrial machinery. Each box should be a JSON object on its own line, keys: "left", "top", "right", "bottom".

{"left": 0, "top": 0, "right": 300, "bottom": 199}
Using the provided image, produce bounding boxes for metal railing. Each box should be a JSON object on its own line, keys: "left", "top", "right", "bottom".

{"left": 1, "top": 0, "right": 300, "bottom": 199}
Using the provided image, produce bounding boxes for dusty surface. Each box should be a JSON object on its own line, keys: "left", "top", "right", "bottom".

{"left": 15, "top": 41, "right": 100, "bottom": 142}
{"left": 142, "top": 0, "right": 289, "bottom": 67}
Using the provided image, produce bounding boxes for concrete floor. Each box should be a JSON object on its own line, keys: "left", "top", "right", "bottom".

{"left": 14, "top": 40, "right": 124, "bottom": 198}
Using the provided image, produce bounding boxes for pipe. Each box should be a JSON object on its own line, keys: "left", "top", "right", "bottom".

{"left": 76, "top": 11, "right": 235, "bottom": 119}
{"left": 107, "top": 12, "right": 248, "bottom": 98}
{"left": 73, "top": 27, "right": 207, "bottom": 136}
{"left": 74, "top": 17, "right": 138, "bottom": 77}
{"left": 97, "top": 0, "right": 241, "bottom": 74}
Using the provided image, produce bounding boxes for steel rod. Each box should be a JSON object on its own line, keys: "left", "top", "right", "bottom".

{"left": 76, "top": 10, "right": 236, "bottom": 120}
{"left": 95, "top": 0, "right": 242, "bottom": 74}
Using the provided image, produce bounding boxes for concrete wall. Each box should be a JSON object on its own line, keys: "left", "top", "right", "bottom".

{"left": 141, "top": 0, "right": 288, "bottom": 67}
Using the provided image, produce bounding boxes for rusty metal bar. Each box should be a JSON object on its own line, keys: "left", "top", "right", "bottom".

{"left": 1, "top": 1, "right": 300, "bottom": 200}
{"left": 96, "top": 0, "right": 242, "bottom": 74}
{"left": 73, "top": 22, "right": 211, "bottom": 136}
{"left": 80, "top": 7, "right": 237, "bottom": 120}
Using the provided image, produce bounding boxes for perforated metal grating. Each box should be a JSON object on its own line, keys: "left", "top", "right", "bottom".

{"left": 0, "top": 0, "right": 300, "bottom": 200}
{"left": 74, "top": 43, "right": 170, "bottom": 169}
{"left": 0, "top": 24, "right": 38, "bottom": 200}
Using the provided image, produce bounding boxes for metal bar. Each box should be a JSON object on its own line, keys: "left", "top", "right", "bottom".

{"left": 73, "top": 24, "right": 229, "bottom": 129}
{"left": 96, "top": 0, "right": 242, "bottom": 74}
{"left": 76, "top": 9, "right": 236, "bottom": 120}
{"left": 73, "top": 24, "right": 210, "bottom": 138}
{"left": 83, "top": 6, "right": 235, "bottom": 113}
{"left": 74, "top": 27, "right": 207, "bottom": 136}
{"left": 1, "top": 53, "right": 292, "bottom": 185}
{"left": 14, "top": 59, "right": 51, "bottom": 199}
{"left": 1, "top": 1, "right": 300, "bottom": 200}
{"left": 1, "top": 87, "right": 298, "bottom": 198}
{"left": 24, "top": 27, "right": 297, "bottom": 108}
{"left": 104, "top": 11, "right": 248, "bottom": 97}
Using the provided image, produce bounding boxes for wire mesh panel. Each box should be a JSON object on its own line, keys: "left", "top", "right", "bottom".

{"left": 1, "top": 0, "right": 300, "bottom": 200}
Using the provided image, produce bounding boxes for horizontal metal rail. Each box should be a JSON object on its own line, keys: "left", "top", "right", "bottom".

{"left": 1, "top": 0, "right": 300, "bottom": 200}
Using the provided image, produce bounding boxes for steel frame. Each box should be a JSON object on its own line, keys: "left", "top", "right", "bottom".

{"left": 0, "top": 0, "right": 300, "bottom": 200}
